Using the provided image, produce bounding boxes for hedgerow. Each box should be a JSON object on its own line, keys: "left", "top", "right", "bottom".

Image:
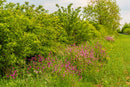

{"left": 0, "top": 1, "right": 109, "bottom": 76}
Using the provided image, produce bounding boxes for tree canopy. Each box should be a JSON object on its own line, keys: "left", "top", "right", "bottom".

{"left": 83, "top": 0, "right": 121, "bottom": 30}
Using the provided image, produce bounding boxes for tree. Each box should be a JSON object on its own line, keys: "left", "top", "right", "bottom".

{"left": 83, "top": 0, "right": 121, "bottom": 30}
{"left": 122, "top": 23, "right": 130, "bottom": 33}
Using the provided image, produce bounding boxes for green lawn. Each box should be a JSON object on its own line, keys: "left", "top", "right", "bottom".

{"left": 101, "top": 34, "right": 130, "bottom": 86}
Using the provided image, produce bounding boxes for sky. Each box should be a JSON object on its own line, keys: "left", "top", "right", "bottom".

{"left": 6, "top": 0, "right": 130, "bottom": 27}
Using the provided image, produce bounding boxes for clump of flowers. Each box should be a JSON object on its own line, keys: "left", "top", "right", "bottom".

{"left": 6, "top": 67, "right": 18, "bottom": 79}
{"left": 105, "top": 36, "right": 114, "bottom": 42}
{"left": 6, "top": 42, "right": 108, "bottom": 81}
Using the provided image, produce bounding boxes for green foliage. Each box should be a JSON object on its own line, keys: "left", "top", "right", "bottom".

{"left": 117, "top": 29, "right": 122, "bottom": 33}
{"left": 92, "top": 23, "right": 109, "bottom": 37}
{"left": 122, "top": 23, "right": 130, "bottom": 33}
{"left": 54, "top": 3, "right": 100, "bottom": 44}
{"left": 83, "top": 0, "right": 121, "bottom": 30}
{"left": 0, "top": 14, "right": 44, "bottom": 74}
{"left": 0, "top": 1, "right": 122, "bottom": 84}
{"left": 0, "top": 1, "right": 67, "bottom": 76}
{"left": 123, "top": 28, "right": 130, "bottom": 35}
{"left": 0, "top": 0, "right": 129, "bottom": 87}
{"left": 0, "top": 0, "right": 6, "bottom": 7}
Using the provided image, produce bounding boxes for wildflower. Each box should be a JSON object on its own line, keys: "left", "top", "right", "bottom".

{"left": 49, "top": 52, "right": 51, "bottom": 56}
{"left": 47, "top": 62, "right": 51, "bottom": 67}
{"left": 39, "top": 58, "right": 43, "bottom": 62}
{"left": 54, "top": 65, "right": 57, "bottom": 71}
{"left": 27, "top": 66, "right": 31, "bottom": 70}
{"left": 7, "top": 75, "right": 10, "bottom": 78}
{"left": 65, "top": 59, "right": 67, "bottom": 62}
{"left": 90, "top": 49, "right": 94, "bottom": 58}
{"left": 61, "top": 64, "right": 64, "bottom": 67}
{"left": 14, "top": 70, "right": 17, "bottom": 73}
{"left": 38, "top": 55, "right": 42, "bottom": 57}
{"left": 63, "top": 74, "right": 65, "bottom": 77}
{"left": 37, "top": 67, "right": 39, "bottom": 69}
{"left": 27, "top": 71, "right": 30, "bottom": 73}
{"left": 33, "top": 62, "right": 37, "bottom": 65}
{"left": 88, "top": 60, "right": 92, "bottom": 65}
{"left": 79, "top": 76, "right": 82, "bottom": 81}
{"left": 59, "top": 69, "right": 61, "bottom": 72}
{"left": 70, "top": 48, "right": 72, "bottom": 52}
{"left": 42, "top": 67, "right": 45, "bottom": 69}
{"left": 13, "top": 76, "right": 15, "bottom": 79}
{"left": 105, "top": 36, "right": 114, "bottom": 42}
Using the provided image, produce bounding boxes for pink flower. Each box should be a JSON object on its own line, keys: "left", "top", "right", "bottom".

{"left": 38, "top": 55, "right": 42, "bottom": 57}
{"left": 90, "top": 49, "right": 94, "bottom": 58}
{"left": 47, "top": 62, "right": 51, "bottom": 67}
{"left": 105, "top": 36, "right": 114, "bottom": 41}
{"left": 33, "top": 62, "right": 37, "bottom": 65}
{"left": 27, "top": 71, "right": 29, "bottom": 73}
{"left": 14, "top": 70, "right": 17, "bottom": 73}
{"left": 54, "top": 65, "right": 57, "bottom": 71}
{"left": 7, "top": 75, "right": 10, "bottom": 78}
{"left": 49, "top": 52, "right": 51, "bottom": 56}
{"left": 79, "top": 76, "right": 82, "bottom": 81}
{"left": 88, "top": 60, "right": 92, "bottom": 65}
{"left": 63, "top": 74, "right": 65, "bottom": 77}
{"left": 65, "top": 59, "right": 67, "bottom": 62}
{"left": 42, "top": 67, "right": 45, "bottom": 69}
{"left": 13, "top": 76, "right": 15, "bottom": 79}
{"left": 59, "top": 69, "right": 61, "bottom": 72}
{"left": 39, "top": 58, "right": 43, "bottom": 62}
{"left": 61, "top": 64, "right": 64, "bottom": 67}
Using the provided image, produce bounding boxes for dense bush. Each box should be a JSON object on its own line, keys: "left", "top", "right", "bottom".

{"left": 0, "top": 2, "right": 67, "bottom": 76}
{"left": 122, "top": 23, "right": 130, "bottom": 33}
{"left": 0, "top": 1, "right": 113, "bottom": 77}
{"left": 91, "top": 23, "right": 109, "bottom": 37}
{"left": 117, "top": 29, "right": 122, "bottom": 33}
{"left": 123, "top": 28, "right": 130, "bottom": 35}
{"left": 54, "top": 3, "right": 101, "bottom": 44}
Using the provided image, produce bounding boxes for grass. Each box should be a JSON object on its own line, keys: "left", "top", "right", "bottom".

{"left": 0, "top": 34, "right": 130, "bottom": 87}
{"left": 99, "top": 34, "right": 130, "bottom": 86}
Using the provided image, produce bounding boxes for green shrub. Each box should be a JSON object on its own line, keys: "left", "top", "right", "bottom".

{"left": 123, "top": 28, "right": 130, "bottom": 35}
{"left": 0, "top": 2, "right": 67, "bottom": 76}
{"left": 116, "top": 29, "right": 121, "bottom": 33}
{"left": 122, "top": 23, "right": 130, "bottom": 33}
{"left": 90, "top": 23, "right": 109, "bottom": 38}
{"left": 54, "top": 4, "right": 100, "bottom": 44}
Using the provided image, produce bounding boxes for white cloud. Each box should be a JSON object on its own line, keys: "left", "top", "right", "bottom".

{"left": 120, "top": 10, "right": 130, "bottom": 25}
{"left": 117, "top": 0, "right": 130, "bottom": 10}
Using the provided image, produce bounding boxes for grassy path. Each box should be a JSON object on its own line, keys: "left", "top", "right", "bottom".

{"left": 117, "top": 34, "right": 130, "bottom": 65}
{"left": 104, "top": 34, "right": 130, "bottom": 86}
{"left": 114, "top": 34, "right": 130, "bottom": 86}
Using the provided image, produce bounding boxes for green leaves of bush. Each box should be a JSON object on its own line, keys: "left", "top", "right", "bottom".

{"left": 124, "top": 28, "right": 130, "bottom": 35}
{"left": 54, "top": 3, "right": 101, "bottom": 44}
{"left": 122, "top": 23, "right": 130, "bottom": 34}
{"left": 0, "top": 2, "right": 67, "bottom": 76}
{"left": 0, "top": 1, "right": 111, "bottom": 76}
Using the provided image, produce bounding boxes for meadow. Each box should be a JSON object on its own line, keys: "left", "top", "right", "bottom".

{"left": 0, "top": 0, "right": 130, "bottom": 87}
